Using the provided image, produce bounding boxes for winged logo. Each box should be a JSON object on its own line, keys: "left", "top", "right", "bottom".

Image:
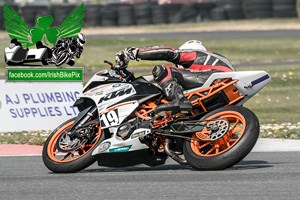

{"left": 3, "top": 3, "right": 85, "bottom": 48}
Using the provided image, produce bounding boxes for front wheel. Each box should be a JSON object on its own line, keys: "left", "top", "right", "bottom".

{"left": 42, "top": 118, "right": 103, "bottom": 173}
{"left": 183, "top": 106, "right": 259, "bottom": 170}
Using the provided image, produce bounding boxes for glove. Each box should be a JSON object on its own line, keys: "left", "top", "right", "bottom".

{"left": 115, "top": 47, "right": 139, "bottom": 68}
{"left": 115, "top": 50, "right": 130, "bottom": 69}
{"left": 124, "top": 47, "right": 139, "bottom": 60}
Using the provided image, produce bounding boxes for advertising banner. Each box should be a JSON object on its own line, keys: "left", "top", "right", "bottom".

{"left": 0, "top": 80, "right": 83, "bottom": 132}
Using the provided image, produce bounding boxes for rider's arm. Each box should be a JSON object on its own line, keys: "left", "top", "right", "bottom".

{"left": 116, "top": 46, "right": 196, "bottom": 68}
{"left": 137, "top": 46, "right": 180, "bottom": 63}
{"left": 137, "top": 46, "right": 201, "bottom": 68}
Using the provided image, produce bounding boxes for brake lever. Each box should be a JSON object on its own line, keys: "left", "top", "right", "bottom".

{"left": 104, "top": 60, "right": 115, "bottom": 70}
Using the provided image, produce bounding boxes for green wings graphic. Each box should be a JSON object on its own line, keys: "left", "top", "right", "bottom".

{"left": 3, "top": 3, "right": 85, "bottom": 48}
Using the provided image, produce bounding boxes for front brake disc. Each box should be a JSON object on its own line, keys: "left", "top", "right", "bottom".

{"left": 55, "top": 128, "right": 87, "bottom": 153}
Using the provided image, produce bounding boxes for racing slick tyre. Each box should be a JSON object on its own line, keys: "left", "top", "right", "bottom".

{"left": 183, "top": 106, "right": 259, "bottom": 170}
{"left": 42, "top": 118, "right": 104, "bottom": 173}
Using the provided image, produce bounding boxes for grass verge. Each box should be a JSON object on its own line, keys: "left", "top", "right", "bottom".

{"left": 1, "top": 36, "right": 300, "bottom": 74}
{"left": 1, "top": 65, "right": 300, "bottom": 145}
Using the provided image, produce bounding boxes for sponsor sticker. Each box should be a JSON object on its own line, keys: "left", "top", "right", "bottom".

{"left": 109, "top": 145, "right": 132, "bottom": 153}
{"left": 112, "top": 84, "right": 121, "bottom": 87}
{"left": 131, "top": 131, "right": 146, "bottom": 139}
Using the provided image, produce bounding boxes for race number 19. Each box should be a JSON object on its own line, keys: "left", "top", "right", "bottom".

{"left": 100, "top": 109, "right": 119, "bottom": 128}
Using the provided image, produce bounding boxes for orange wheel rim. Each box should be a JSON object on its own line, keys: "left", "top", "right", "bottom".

{"left": 47, "top": 120, "right": 101, "bottom": 163}
{"left": 191, "top": 111, "right": 246, "bottom": 157}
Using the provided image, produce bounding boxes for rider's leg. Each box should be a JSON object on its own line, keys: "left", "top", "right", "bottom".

{"left": 152, "top": 65, "right": 192, "bottom": 116}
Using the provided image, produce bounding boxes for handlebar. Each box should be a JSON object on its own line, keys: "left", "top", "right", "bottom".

{"left": 104, "top": 60, "right": 135, "bottom": 82}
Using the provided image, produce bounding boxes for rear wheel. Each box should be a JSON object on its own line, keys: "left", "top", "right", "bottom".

{"left": 42, "top": 118, "right": 103, "bottom": 173}
{"left": 183, "top": 106, "right": 259, "bottom": 170}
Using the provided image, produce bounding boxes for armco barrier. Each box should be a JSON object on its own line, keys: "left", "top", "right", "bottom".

{"left": 0, "top": 1, "right": 298, "bottom": 30}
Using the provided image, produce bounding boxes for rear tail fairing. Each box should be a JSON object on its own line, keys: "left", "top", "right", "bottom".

{"left": 184, "top": 71, "right": 270, "bottom": 105}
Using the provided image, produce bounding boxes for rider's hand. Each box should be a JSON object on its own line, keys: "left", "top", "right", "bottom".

{"left": 125, "top": 47, "right": 139, "bottom": 60}
{"left": 115, "top": 50, "right": 129, "bottom": 69}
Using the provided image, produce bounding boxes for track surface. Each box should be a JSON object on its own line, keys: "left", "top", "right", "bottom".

{"left": 1, "top": 152, "right": 300, "bottom": 200}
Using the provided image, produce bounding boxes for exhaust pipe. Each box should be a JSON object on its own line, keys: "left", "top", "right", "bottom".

{"left": 164, "top": 138, "right": 187, "bottom": 165}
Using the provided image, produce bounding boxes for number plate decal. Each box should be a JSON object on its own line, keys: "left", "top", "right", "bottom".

{"left": 100, "top": 109, "right": 119, "bottom": 128}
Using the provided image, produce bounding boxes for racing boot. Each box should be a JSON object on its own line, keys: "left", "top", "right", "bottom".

{"left": 154, "top": 80, "right": 192, "bottom": 116}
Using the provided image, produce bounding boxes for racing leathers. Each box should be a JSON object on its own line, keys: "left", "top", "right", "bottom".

{"left": 48, "top": 37, "right": 83, "bottom": 66}
{"left": 117, "top": 46, "right": 236, "bottom": 116}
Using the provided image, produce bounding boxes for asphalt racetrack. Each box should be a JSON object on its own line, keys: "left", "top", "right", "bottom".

{"left": 1, "top": 140, "right": 300, "bottom": 200}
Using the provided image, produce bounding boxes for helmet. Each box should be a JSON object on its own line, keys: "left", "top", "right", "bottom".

{"left": 179, "top": 40, "right": 206, "bottom": 51}
{"left": 77, "top": 33, "right": 86, "bottom": 46}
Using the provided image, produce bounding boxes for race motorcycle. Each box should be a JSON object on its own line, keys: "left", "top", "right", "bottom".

{"left": 42, "top": 61, "right": 270, "bottom": 173}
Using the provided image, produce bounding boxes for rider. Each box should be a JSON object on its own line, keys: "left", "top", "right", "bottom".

{"left": 115, "top": 40, "right": 236, "bottom": 116}
{"left": 48, "top": 33, "right": 86, "bottom": 66}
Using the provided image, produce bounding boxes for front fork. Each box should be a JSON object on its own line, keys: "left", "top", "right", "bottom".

{"left": 68, "top": 106, "right": 98, "bottom": 139}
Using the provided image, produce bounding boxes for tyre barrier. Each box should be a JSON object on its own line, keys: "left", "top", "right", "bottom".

{"left": 133, "top": 3, "right": 152, "bottom": 25}
{"left": 224, "top": 0, "right": 245, "bottom": 20}
{"left": 20, "top": 6, "right": 51, "bottom": 28}
{"left": 1, "top": 2, "right": 299, "bottom": 30}
{"left": 151, "top": 4, "right": 168, "bottom": 24}
{"left": 243, "top": 0, "right": 273, "bottom": 19}
{"left": 118, "top": 4, "right": 135, "bottom": 26}
{"left": 166, "top": 4, "right": 183, "bottom": 23}
{"left": 0, "top": 6, "right": 4, "bottom": 30}
{"left": 52, "top": 5, "right": 76, "bottom": 27}
{"left": 272, "top": 0, "right": 298, "bottom": 18}
{"left": 21, "top": 6, "right": 38, "bottom": 28}
{"left": 84, "top": 4, "right": 103, "bottom": 27}
{"left": 180, "top": 3, "right": 199, "bottom": 23}
{"left": 210, "top": 6, "right": 227, "bottom": 21}
{"left": 198, "top": 3, "right": 215, "bottom": 21}
{"left": 101, "top": 4, "right": 118, "bottom": 26}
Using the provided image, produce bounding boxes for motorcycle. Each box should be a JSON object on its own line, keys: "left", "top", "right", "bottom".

{"left": 42, "top": 61, "right": 270, "bottom": 173}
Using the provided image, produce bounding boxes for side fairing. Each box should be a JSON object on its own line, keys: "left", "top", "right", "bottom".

{"left": 80, "top": 83, "right": 136, "bottom": 106}
{"left": 92, "top": 128, "right": 151, "bottom": 156}
{"left": 98, "top": 101, "right": 139, "bottom": 129}
{"left": 79, "top": 83, "right": 138, "bottom": 128}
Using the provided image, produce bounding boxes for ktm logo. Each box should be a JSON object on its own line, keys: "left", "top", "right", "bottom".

{"left": 98, "top": 88, "right": 133, "bottom": 104}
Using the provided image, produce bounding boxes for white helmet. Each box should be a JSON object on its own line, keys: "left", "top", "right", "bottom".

{"left": 77, "top": 33, "right": 86, "bottom": 46}
{"left": 179, "top": 40, "right": 206, "bottom": 51}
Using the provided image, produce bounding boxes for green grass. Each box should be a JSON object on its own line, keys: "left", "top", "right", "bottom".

{"left": 1, "top": 37, "right": 300, "bottom": 74}
{"left": 240, "top": 65, "right": 300, "bottom": 125}
{"left": 0, "top": 131, "right": 50, "bottom": 145}
{"left": 77, "top": 37, "right": 300, "bottom": 70}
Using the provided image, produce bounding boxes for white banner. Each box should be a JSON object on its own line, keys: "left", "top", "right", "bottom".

{"left": 0, "top": 80, "right": 83, "bottom": 132}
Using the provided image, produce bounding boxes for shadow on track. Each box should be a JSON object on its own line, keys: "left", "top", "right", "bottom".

{"left": 76, "top": 159, "right": 273, "bottom": 174}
